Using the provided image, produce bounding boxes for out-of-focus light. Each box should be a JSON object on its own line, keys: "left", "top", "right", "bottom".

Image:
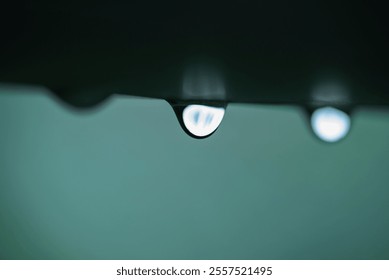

{"left": 182, "top": 105, "right": 225, "bottom": 137}
{"left": 311, "top": 107, "right": 350, "bottom": 142}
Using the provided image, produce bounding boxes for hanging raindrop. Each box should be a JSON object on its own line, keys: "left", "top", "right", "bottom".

{"left": 310, "top": 106, "right": 351, "bottom": 143}
{"left": 53, "top": 89, "right": 110, "bottom": 109}
{"left": 170, "top": 103, "right": 226, "bottom": 139}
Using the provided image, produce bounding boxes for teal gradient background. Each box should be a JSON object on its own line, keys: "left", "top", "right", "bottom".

{"left": 1, "top": 88, "right": 389, "bottom": 259}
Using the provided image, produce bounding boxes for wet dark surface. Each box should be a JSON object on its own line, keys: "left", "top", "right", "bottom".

{"left": 1, "top": 1, "right": 389, "bottom": 107}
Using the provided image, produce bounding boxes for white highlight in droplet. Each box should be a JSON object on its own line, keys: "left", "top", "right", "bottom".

{"left": 311, "top": 107, "right": 350, "bottom": 142}
{"left": 182, "top": 105, "right": 225, "bottom": 137}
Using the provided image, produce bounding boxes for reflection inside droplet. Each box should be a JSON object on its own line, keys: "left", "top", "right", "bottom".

{"left": 182, "top": 105, "right": 225, "bottom": 137}
{"left": 311, "top": 107, "right": 351, "bottom": 142}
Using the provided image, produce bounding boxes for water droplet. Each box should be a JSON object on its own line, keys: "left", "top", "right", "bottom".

{"left": 310, "top": 107, "right": 351, "bottom": 143}
{"left": 54, "top": 89, "right": 110, "bottom": 109}
{"left": 170, "top": 103, "right": 226, "bottom": 139}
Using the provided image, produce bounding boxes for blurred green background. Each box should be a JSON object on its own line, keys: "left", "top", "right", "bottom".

{"left": 0, "top": 87, "right": 389, "bottom": 260}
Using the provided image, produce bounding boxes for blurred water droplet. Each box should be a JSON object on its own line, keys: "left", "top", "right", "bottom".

{"left": 310, "top": 107, "right": 351, "bottom": 143}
